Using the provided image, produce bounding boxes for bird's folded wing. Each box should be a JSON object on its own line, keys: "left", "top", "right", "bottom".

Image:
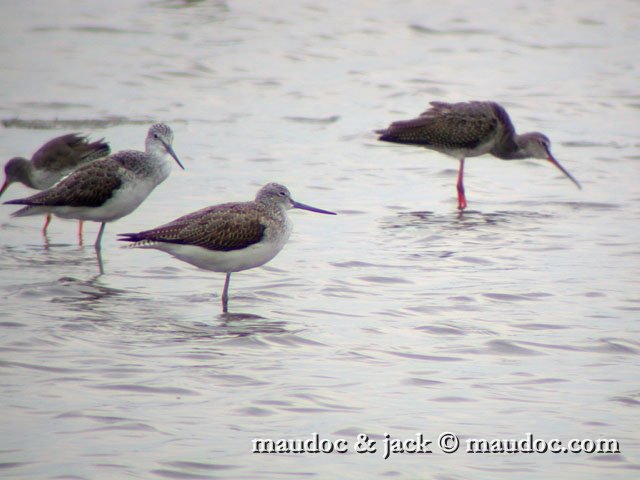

{"left": 31, "top": 133, "right": 83, "bottom": 169}
{"left": 5, "top": 158, "right": 123, "bottom": 208}
{"left": 377, "top": 101, "right": 497, "bottom": 149}
{"left": 130, "top": 203, "right": 267, "bottom": 252}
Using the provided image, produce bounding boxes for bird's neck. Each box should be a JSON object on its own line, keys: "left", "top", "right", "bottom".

{"left": 15, "top": 159, "right": 39, "bottom": 188}
{"left": 491, "top": 134, "right": 530, "bottom": 160}
{"left": 143, "top": 145, "right": 173, "bottom": 183}
{"left": 261, "top": 201, "right": 288, "bottom": 219}
{"left": 151, "top": 153, "right": 173, "bottom": 184}
{"left": 146, "top": 142, "right": 168, "bottom": 163}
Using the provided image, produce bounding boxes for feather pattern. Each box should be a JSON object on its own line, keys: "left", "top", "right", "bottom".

{"left": 375, "top": 100, "right": 581, "bottom": 210}
{"left": 5, "top": 156, "right": 124, "bottom": 209}
{"left": 30, "top": 133, "right": 110, "bottom": 171}
{"left": 120, "top": 201, "right": 268, "bottom": 252}
{"left": 376, "top": 101, "right": 503, "bottom": 151}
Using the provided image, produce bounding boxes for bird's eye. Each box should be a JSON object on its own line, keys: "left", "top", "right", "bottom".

{"left": 153, "top": 133, "right": 159, "bottom": 139}
{"left": 278, "top": 190, "right": 286, "bottom": 196}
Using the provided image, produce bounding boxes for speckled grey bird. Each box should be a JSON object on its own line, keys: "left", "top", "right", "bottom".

{"left": 376, "top": 101, "right": 581, "bottom": 210}
{"left": 4, "top": 124, "right": 184, "bottom": 249}
{"left": 118, "top": 183, "right": 337, "bottom": 313}
{"left": 1, "top": 133, "right": 111, "bottom": 234}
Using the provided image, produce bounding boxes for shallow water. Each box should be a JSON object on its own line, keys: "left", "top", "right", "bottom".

{"left": 1, "top": 0, "right": 639, "bottom": 478}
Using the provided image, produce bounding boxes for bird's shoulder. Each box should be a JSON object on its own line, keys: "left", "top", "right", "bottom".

{"left": 110, "top": 150, "right": 148, "bottom": 171}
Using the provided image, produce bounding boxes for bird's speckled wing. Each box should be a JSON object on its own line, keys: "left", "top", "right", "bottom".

{"left": 31, "top": 133, "right": 110, "bottom": 170}
{"left": 377, "top": 101, "right": 501, "bottom": 150}
{"left": 4, "top": 157, "right": 123, "bottom": 208}
{"left": 121, "top": 202, "right": 267, "bottom": 252}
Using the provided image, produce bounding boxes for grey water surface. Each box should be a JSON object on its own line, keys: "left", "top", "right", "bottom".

{"left": 1, "top": 1, "right": 639, "bottom": 479}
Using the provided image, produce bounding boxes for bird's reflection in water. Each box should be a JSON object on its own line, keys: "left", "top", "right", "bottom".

{"left": 167, "top": 313, "right": 289, "bottom": 341}
{"left": 15, "top": 237, "right": 107, "bottom": 275}
{"left": 40, "top": 227, "right": 104, "bottom": 274}
{"left": 381, "top": 209, "right": 553, "bottom": 232}
{"left": 39, "top": 224, "right": 85, "bottom": 249}
{"left": 95, "top": 246, "right": 104, "bottom": 275}
{"left": 380, "top": 210, "right": 498, "bottom": 231}
{"left": 217, "top": 312, "right": 289, "bottom": 337}
{"left": 52, "top": 275, "right": 125, "bottom": 306}
{"left": 219, "top": 312, "right": 266, "bottom": 322}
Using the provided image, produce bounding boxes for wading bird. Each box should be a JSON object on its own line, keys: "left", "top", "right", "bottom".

{"left": 119, "top": 183, "right": 336, "bottom": 312}
{"left": 5, "top": 124, "right": 184, "bottom": 259}
{"left": 1, "top": 133, "right": 111, "bottom": 236}
{"left": 376, "top": 101, "right": 581, "bottom": 210}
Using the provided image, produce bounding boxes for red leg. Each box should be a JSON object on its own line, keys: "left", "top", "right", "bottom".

{"left": 78, "top": 220, "right": 84, "bottom": 245}
{"left": 42, "top": 214, "right": 52, "bottom": 235}
{"left": 456, "top": 158, "right": 467, "bottom": 210}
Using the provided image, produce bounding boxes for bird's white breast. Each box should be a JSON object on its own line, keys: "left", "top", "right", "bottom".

{"left": 31, "top": 167, "right": 71, "bottom": 190}
{"left": 149, "top": 235, "right": 288, "bottom": 273}
{"left": 54, "top": 176, "right": 157, "bottom": 222}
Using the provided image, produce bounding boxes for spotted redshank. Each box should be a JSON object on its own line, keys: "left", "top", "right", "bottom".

{"left": 118, "top": 183, "right": 336, "bottom": 312}
{"left": 4, "top": 124, "right": 184, "bottom": 254}
{"left": 376, "top": 101, "right": 581, "bottom": 210}
{"left": 1, "top": 133, "right": 111, "bottom": 236}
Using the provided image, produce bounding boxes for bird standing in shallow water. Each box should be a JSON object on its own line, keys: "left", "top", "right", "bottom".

{"left": 376, "top": 101, "right": 581, "bottom": 210}
{"left": 118, "top": 183, "right": 336, "bottom": 313}
{"left": 1, "top": 133, "right": 111, "bottom": 237}
{"left": 4, "top": 124, "right": 184, "bottom": 258}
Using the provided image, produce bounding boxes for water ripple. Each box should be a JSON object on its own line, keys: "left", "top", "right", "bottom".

{"left": 388, "top": 351, "right": 465, "bottom": 362}
{"left": 1, "top": 116, "right": 174, "bottom": 129}
{"left": 414, "top": 325, "right": 466, "bottom": 336}
{"left": 483, "top": 340, "right": 544, "bottom": 356}
{"left": 91, "top": 384, "right": 199, "bottom": 396}
{"left": 609, "top": 395, "right": 640, "bottom": 407}
{"left": 282, "top": 115, "right": 340, "bottom": 124}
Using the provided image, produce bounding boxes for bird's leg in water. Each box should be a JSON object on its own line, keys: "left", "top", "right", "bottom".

{"left": 456, "top": 158, "right": 467, "bottom": 211}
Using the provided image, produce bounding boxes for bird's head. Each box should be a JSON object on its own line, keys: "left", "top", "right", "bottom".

{"left": 146, "top": 123, "right": 184, "bottom": 170}
{"left": 257, "top": 182, "right": 336, "bottom": 215}
{"left": 520, "top": 132, "right": 581, "bottom": 190}
{"left": 1, "top": 157, "right": 29, "bottom": 196}
{"left": 518, "top": 132, "right": 552, "bottom": 160}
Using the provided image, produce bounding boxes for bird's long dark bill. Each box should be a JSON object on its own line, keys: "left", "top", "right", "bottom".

{"left": 165, "top": 144, "right": 185, "bottom": 170}
{"left": 292, "top": 200, "right": 337, "bottom": 215}
{"left": 546, "top": 149, "right": 581, "bottom": 190}
{"left": 0, "top": 179, "right": 9, "bottom": 197}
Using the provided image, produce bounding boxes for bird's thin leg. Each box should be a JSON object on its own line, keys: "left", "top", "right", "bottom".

{"left": 96, "top": 248, "right": 104, "bottom": 275}
{"left": 42, "top": 214, "right": 52, "bottom": 235}
{"left": 222, "top": 273, "right": 231, "bottom": 313}
{"left": 93, "top": 223, "right": 106, "bottom": 274}
{"left": 78, "top": 220, "right": 84, "bottom": 246}
{"left": 456, "top": 158, "right": 467, "bottom": 210}
{"left": 94, "top": 222, "right": 106, "bottom": 251}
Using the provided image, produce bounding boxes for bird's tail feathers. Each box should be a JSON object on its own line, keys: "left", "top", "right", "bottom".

{"left": 117, "top": 233, "right": 157, "bottom": 248}
{"left": 9, "top": 205, "right": 40, "bottom": 217}
{"left": 83, "top": 141, "right": 111, "bottom": 162}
